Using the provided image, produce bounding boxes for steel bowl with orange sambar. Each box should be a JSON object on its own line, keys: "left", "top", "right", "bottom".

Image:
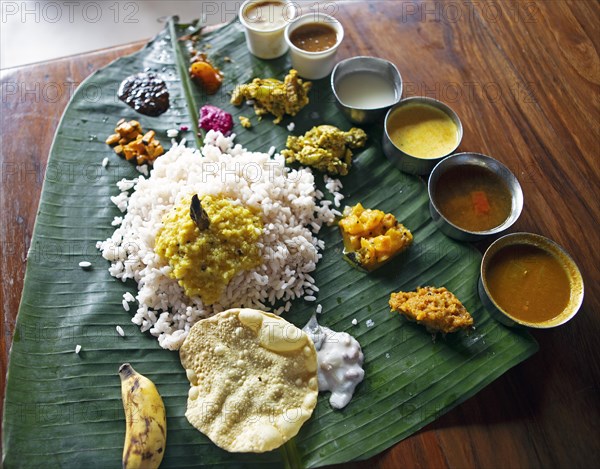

{"left": 479, "top": 233, "right": 584, "bottom": 328}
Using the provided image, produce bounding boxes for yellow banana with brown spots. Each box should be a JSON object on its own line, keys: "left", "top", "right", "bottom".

{"left": 119, "top": 363, "right": 167, "bottom": 469}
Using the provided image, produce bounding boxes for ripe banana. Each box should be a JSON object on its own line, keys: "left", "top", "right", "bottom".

{"left": 119, "top": 363, "right": 167, "bottom": 469}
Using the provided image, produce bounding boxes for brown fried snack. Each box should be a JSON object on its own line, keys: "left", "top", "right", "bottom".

{"left": 389, "top": 286, "right": 474, "bottom": 333}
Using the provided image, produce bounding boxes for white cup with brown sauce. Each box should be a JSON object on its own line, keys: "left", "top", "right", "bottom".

{"left": 239, "top": 0, "right": 297, "bottom": 59}
{"left": 285, "top": 13, "right": 344, "bottom": 80}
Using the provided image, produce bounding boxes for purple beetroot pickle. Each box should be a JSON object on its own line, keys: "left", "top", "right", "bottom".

{"left": 199, "top": 105, "right": 233, "bottom": 135}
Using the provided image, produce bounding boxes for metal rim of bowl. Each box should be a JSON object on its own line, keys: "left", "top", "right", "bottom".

{"left": 479, "top": 232, "right": 585, "bottom": 328}
{"left": 384, "top": 96, "right": 464, "bottom": 160}
{"left": 284, "top": 12, "right": 344, "bottom": 56}
{"left": 330, "top": 56, "right": 403, "bottom": 111}
{"left": 428, "top": 152, "right": 524, "bottom": 237}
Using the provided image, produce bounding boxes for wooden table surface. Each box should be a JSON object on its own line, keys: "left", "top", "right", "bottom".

{"left": 1, "top": 1, "right": 599, "bottom": 467}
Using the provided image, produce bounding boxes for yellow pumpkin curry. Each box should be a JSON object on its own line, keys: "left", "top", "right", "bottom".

{"left": 338, "top": 203, "right": 413, "bottom": 271}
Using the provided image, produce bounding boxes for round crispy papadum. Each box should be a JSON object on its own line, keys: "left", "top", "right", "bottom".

{"left": 179, "top": 308, "right": 318, "bottom": 452}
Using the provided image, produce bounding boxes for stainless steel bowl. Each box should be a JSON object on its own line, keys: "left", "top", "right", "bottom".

{"left": 331, "top": 56, "right": 402, "bottom": 124}
{"left": 428, "top": 152, "right": 523, "bottom": 242}
{"left": 383, "top": 96, "right": 463, "bottom": 175}
{"left": 479, "top": 232, "right": 584, "bottom": 328}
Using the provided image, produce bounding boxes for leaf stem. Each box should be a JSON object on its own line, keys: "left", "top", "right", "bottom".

{"left": 168, "top": 17, "right": 203, "bottom": 149}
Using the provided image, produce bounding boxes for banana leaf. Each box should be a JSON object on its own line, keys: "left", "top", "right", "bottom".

{"left": 2, "top": 19, "right": 538, "bottom": 468}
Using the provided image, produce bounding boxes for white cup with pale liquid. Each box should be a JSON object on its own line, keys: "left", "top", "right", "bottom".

{"left": 239, "top": 0, "right": 297, "bottom": 60}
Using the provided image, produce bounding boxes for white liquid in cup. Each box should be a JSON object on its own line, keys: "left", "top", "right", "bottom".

{"left": 337, "top": 72, "right": 398, "bottom": 109}
{"left": 239, "top": 0, "right": 296, "bottom": 59}
{"left": 245, "top": 1, "right": 289, "bottom": 31}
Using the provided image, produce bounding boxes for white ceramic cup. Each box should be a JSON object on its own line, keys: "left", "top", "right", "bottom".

{"left": 239, "top": 0, "right": 297, "bottom": 60}
{"left": 284, "top": 13, "right": 344, "bottom": 80}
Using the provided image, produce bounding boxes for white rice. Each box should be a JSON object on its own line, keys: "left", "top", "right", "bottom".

{"left": 324, "top": 175, "right": 343, "bottom": 194}
{"left": 325, "top": 175, "right": 345, "bottom": 207}
{"left": 75, "top": 344, "right": 82, "bottom": 354}
{"left": 98, "top": 130, "right": 341, "bottom": 350}
{"left": 110, "top": 193, "right": 129, "bottom": 213}
{"left": 116, "top": 325, "right": 125, "bottom": 337}
{"left": 117, "top": 179, "right": 137, "bottom": 192}
{"left": 123, "top": 292, "right": 135, "bottom": 302}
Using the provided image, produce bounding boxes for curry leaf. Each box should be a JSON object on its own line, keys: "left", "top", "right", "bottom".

{"left": 190, "top": 194, "right": 210, "bottom": 230}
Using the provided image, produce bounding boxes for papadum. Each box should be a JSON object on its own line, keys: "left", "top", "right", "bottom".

{"left": 179, "top": 308, "right": 318, "bottom": 452}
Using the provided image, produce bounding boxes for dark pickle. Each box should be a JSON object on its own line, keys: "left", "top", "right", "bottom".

{"left": 118, "top": 72, "right": 170, "bottom": 117}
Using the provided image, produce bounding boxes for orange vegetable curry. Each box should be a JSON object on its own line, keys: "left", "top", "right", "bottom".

{"left": 485, "top": 244, "right": 571, "bottom": 323}
{"left": 434, "top": 165, "right": 512, "bottom": 232}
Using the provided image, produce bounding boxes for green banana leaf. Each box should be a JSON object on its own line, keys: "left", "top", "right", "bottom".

{"left": 2, "top": 19, "right": 538, "bottom": 468}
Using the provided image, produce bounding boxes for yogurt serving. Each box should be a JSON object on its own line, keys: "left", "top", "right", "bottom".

{"left": 303, "top": 316, "right": 365, "bottom": 409}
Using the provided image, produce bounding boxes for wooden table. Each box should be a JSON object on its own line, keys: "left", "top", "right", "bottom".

{"left": 2, "top": 1, "right": 599, "bottom": 467}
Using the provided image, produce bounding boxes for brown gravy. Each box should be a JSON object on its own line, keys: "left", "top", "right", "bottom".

{"left": 434, "top": 165, "right": 512, "bottom": 232}
{"left": 290, "top": 23, "right": 337, "bottom": 52}
{"left": 486, "top": 244, "right": 572, "bottom": 323}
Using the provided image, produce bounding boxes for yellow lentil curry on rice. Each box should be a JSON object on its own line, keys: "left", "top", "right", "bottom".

{"left": 155, "top": 195, "right": 263, "bottom": 305}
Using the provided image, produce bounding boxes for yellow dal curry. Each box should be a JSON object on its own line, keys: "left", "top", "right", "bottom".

{"left": 155, "top": 195, "right": 263, "bottom": 305}
{"left": 387, "top": 103, "right": 458, "bottom": 159}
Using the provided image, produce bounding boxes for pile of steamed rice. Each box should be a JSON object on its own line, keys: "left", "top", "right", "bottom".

{"left": 98, "top": 130, "right": 342, "bottom": 350}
